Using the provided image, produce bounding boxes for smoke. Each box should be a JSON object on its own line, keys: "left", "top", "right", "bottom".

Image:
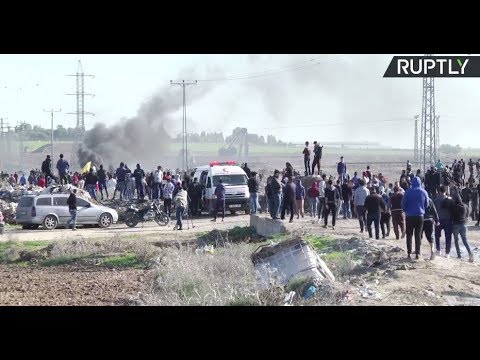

{"left": 190, "top": 55, "right": 420, "bottom": 147}
{"left": 77, "top": 84, "right": 203, "bottom": 170}
{"left": 78, "top": 69, "right": 218, "bottom": 170}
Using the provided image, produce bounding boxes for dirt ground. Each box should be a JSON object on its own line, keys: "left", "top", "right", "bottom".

{"left": 1, "top": 212, "right": 480, "bottom": 306}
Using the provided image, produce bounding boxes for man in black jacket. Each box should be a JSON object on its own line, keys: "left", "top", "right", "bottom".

{"left": 133, "top": 164, "right": 145, "bottom": 200}
{"left": 187, "top": 177, "right": 201, "bottom": 216}
{"left": 311, "top": 141, "right": 323, "bottom": 175}
{"left": 41, "top": 155, "right": 56, "bottom": 183}
{"left": 281, "top": 177, "right": 296, "bottom": 223}
{"left": 247, "top": 172, "right": 259, "bottom": 215}
{"left": 364, "top": 187, "right": 386, "bottom": 240}
{"left": 66, "top": 189, "right": 78, "bottom": 231}
{"left": 270, "top": 170, "right": 282, "bottom": 219}
{"left": 322, "top": 180, "right": 340, "bottom": 229}
{"left": 85, "top": 168, "right": 98, "bottom": 201}
{"left": 97, "top": 165, "right": 108, "bottom": 200}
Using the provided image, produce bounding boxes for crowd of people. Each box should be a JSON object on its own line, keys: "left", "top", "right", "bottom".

{"left": 3, "top": 148, "right": 480, "bottom": 254}
{"left": 261, "top": 147, "right": 480, "bottom": 262}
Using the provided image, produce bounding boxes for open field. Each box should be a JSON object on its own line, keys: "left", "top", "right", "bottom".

{"left": 1, "top": 213, "right": 479, "bottom": 306}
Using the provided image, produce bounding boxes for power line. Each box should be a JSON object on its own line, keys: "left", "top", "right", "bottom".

{"left": 196, "top": 56, "right": 347, "bottom": 82}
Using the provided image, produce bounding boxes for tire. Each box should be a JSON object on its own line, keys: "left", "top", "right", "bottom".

{"left": 154, "top": 212, "right": 170, "bottom": 227}
{"left": 43, "top": 215, "right": 58, "bottom": 230}
{"left": 99, "top": 213, "right": 113, "bottom": 228}
{"left": 125, "top": 214, "right": 139, "bottom": 228}
{"left": 245, "top": 206, "right": 251, "bottom": 215}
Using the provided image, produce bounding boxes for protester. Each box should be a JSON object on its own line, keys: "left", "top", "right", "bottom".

{"left": 389, "top": 186, "right": 405, "bottom": 240}
{"left": 248, "top": 172, "right": 259, "bottom": 215}
{"left": 66, "top": 188, "right": 77, "bottom": 231}
{"left": 163, "top": 178, "right": 175, "bottom": 217}
{"left": 402, "top": 176, "right": 429, "bottom": 260}
{"left": 56, "top": 154, "right": 70, "bottom": 185}
{"left": 303, "top": 141, "right": 311, "bottom": 176}
{"left": 308, "top": 181, "right": 319, "bottom": 218}
{"left": 354, "top": 179, "right": 369, "bottom": 233}
{"left": 212, "top": 179, "right": 226, "bottom": 222}
{"left": 173, "top": 184, "right": 188, "bottom": 230}
{"left": 85, "top": 168, "right": 98, "bottom": 201}
{"left": 364, "top": 187, "right": 386, "bottom": 240}
{"left": 322, "top": 180, "right": 340, "bottom": 230}
{"left": 281, "top": 177, "right": 296, "bottom": 223}
{"left": 444, "top": 190, "right": 474, "bottom": 262}
{"left": 295, "top": 178, "right": 305, "bottom": 219}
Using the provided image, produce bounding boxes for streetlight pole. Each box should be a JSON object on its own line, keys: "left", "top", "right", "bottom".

{"left": 43, "top": 109, "right": 62, "bottom": 162}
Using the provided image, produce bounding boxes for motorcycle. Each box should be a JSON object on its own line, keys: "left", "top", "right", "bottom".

{"left": 124, "top": 200, "right": 170, "bottom": 228}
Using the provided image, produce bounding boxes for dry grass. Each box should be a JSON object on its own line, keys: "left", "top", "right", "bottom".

{"left": 137, "top": 243, "right": 286, "bottom": 306}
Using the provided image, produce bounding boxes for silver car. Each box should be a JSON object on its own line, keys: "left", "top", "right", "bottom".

{"left": 15, "top": 194, "right": 118, "bottom": 230}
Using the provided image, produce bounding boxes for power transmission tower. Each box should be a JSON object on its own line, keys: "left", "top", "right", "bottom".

{"left": 435, "top": 115, "right": 440, "bottom": 161}
{"left": 43, "top": 109, "right": 62, "bottom": 162}
{"left": 67, "top": 60, "right": 95, "bottom": 133}
{"left": 413, "top": 115, "right": 419, "bottom": 162}
{"left": 170, "top": 80, "right": 197, "bottom": 173}
{"left": 420, "top": 54, "right": 437, "bottom": 173}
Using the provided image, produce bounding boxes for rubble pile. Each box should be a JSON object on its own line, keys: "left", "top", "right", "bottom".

{"left": 0, "top": 185, "right": 44, "bottom": 201}
{"left": 0, "top": 200, "right": 18, "bottom": 224}
{"left": 40, "top": 184, "right": 92, "bottom": 200}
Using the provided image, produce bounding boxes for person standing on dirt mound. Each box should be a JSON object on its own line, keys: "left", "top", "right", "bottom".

{"left": 311, "top": 141, "right": 323, "bottom": 175}
{"left": 337, "top": 156, "right": 347, "bottom": 185}
{"left": 56, "top": 154, "right": 70, "bottom": 185}
{"left": 401, "top": 176, "right": 429, "bottom": 260}
{"left": 41, "top": 155, "right": 56, "bottom": 183}
{"left": 303, "top": 141, "right": 311, "bottom": 176}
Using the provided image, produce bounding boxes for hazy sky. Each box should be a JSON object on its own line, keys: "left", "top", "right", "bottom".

{"left": 0, "top": 54, "right": 478, "bottom": 148}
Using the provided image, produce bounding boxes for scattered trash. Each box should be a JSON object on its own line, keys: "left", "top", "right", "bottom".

{"left": 304, "top": 285, "right": 317, "bottom": 299}
{"left": 284, "top": 291, "right": 296, "bottom": 305}
{"left": 251, "top": 237, "right": 335, "bottom": 289}
{"left": 396, "top": 264, "right": 413, "bottom": 271}
{"left": 195, "top": 245, "right": 215, "bottom": 255}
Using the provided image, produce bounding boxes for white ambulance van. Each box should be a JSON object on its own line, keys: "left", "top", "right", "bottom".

{"left": 193, "top": 161, "right": 250, "bottom": 215}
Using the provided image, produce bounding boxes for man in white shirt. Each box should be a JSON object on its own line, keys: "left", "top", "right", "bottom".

{"left": 78, "top": 177, "right": 85, "bottom": 190}
{"left": 317, "top": 174, "right": 327, "bottom": 221}
{"left": 163, "top": 178, "right": 175, "bottom": 217}
{"left": 153, "top": 165, "right": 163, "bottom": 200}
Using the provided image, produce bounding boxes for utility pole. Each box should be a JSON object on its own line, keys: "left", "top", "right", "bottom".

{"left": 0, "top": 117, "right": 8, "bottom": 170}
{"left": 420, "top": 54, "right": 437, "bottom": 173}
{"left": 43, "top": 109, "right": 62, "bottom": 162}
{"left": 67, "top": 60, "right": 95, "bottom": 133}
{"left": 170, "top": 80, "right": 197, "bottom": 173}
{"left": 413, "top": 115, "right": 419, "bottom": 163}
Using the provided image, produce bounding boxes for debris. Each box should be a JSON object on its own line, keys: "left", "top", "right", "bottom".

{"left": 304, "top": 285, "right": 317, "bottom": 299}
{"left": 251, "top": 237, "right": 335, "bottom": 289}
{"left": 284, "top": 291, "right": 296, "bottom": 305}
{"left": 396, "top": 264, "right": 413, "bottom": 271}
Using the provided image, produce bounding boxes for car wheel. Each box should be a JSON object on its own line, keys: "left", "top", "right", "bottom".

{"left": 245, "top": 207, "right": 251, "bottom": 215}
{"left": 43, "top": 215, "right": 58, "bottom": 230}
{"left": 99, "top": 213, "right": 113, "bottom": 228}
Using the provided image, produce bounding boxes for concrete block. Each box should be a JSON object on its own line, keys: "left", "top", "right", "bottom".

{"left": 250, "top": 214, "right": 287, "bottom": 237}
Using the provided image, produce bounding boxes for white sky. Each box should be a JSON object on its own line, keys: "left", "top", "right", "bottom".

{"left": 0, "top": 54, "right": 478, "bottom": 148}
